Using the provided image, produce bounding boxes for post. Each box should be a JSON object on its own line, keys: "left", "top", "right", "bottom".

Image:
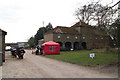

{"left": 71, "top": 42, "right": 74, "bottom": 51}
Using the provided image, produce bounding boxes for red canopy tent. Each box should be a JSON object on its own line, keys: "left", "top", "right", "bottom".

{"left": 42, "top": 41, "right": 60, "bottom": 55}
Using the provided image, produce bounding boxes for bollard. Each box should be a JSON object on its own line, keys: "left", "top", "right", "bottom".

{"left": 0, "top": 52, "right": 2, "bottom": 66}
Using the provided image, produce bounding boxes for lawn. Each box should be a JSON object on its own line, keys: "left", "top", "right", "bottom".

{"left": 45, "top": 50, "right": 119, "bottom": 67}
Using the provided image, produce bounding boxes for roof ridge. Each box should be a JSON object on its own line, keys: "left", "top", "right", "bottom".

{"left": 71, "top": 21, "right": 91, "bottom": 28}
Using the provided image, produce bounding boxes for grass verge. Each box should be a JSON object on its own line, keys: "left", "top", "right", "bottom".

{"left": 44, "top": 50, "right": 119, "bottom": 67}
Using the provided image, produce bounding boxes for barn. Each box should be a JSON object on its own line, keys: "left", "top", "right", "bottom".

{"left": 44, "top": 21, "right": 112, "bottom": 51}
{"left": 0, "top": 29, "right": 7, "bottom": 66}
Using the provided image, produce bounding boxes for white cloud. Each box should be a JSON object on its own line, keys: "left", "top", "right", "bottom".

{"left": 0, "top": 0, "right": 118, "bottom": 43}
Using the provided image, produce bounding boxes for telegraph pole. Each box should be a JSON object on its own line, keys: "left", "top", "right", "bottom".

{"left": 43, "top": 21, "right": 44, "bottom": 34}
{"left": 118, "top": 0, "right": 120, "bottom": 19}
{"left": 42, "top": 21, "right": 45, "bottom": 42}
{"left": 43, "top": 21, "right": 44, "bottom": 27}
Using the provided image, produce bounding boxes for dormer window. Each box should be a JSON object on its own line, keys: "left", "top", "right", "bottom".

{"left": 54, "top": 28, "right": 63, "bottom": 33}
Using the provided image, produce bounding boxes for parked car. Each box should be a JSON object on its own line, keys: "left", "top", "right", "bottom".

{"left": 5, "top": 46, "right": 11, "bottom": 51}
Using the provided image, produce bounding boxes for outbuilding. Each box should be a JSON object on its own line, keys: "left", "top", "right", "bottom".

{"left": 0, "top": 29, "right": 7, "bottom": 66}
{"left": 42, "top": 41, "right": 60, "bottom": 55}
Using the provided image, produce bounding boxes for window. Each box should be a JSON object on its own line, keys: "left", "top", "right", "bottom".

{"left": 83, "top": 37, "right": 85, "bottom": 39}
{"left": 75, "top": 37, "right": 78, "bottom": 39}
{"left": 101, "top": 37, "right": 103, "bottom": 39}
{"left": 50, "top": 46, "right": 55, "bottom": 51}
{"left": 58, "top": 36, "right": 60, "bottom": 38}
{"left": 67, "top": 36, "right": 69, "bottom": 39}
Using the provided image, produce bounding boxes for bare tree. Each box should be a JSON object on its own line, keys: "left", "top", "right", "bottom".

{"left": 75, "top": 1, "right": 104, "bottom": 25}
{"left": 75, "top": 0, "right": 119, "bottom": 47}
{"left": 75, "top": 1, "right": 118, "bottom": 26}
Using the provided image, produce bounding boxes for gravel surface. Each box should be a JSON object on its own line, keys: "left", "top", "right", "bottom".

{"left": 2, "top": 50, "right": 118, "bottom": 78}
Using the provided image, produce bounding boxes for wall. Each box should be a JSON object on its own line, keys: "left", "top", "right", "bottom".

{"left": 53, "top": 33, "right": 80, "bottom": 43}
{"left": 53, "top": 33, "right": 81, "bottom": 50}
{"left": 0, "top": 30, "right": 2, "bottom": 66}
{"left": 0, "top": 29, "right": 7, "bottom": 66}
{"left": 79, "top": 26, "right": 110, "bottom": 49}
{"left": 2, "top": 32, "right": 5, "bottom": 62}
{"left": 44, "top": 33, "right": 53, "bottom": 42}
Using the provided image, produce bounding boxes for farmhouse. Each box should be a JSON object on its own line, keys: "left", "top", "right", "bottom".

{"left": 0, "top": 29, "right": 7, "bottom": 66}
{"left": 44, "top": 21, "right": 112, "bottom": 51}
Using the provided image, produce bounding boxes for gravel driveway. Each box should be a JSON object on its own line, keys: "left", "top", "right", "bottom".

{"left": 2, "top": 50, "right": 118, "bottom": 78}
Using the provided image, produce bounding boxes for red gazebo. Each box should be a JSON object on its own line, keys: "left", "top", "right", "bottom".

{"left": 42, "top": 41, "right": 60, "bottom": 55}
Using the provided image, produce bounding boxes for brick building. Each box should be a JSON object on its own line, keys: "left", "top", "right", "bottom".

{"left": 0, "top": 29, "right": 7, "bottom": 66}
{"left": 44, "top": 21, "right": 111, "bottom": 51}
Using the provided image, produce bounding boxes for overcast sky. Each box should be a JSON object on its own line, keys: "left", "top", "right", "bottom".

{"left": 0, "top": 0, "right": 118, "bottom": 43}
